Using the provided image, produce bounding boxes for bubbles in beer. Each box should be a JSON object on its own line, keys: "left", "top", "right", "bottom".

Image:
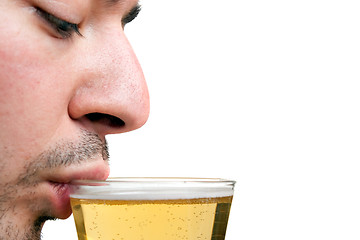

{"left": 71, "top": 197, "right": 232, "bottom": 240}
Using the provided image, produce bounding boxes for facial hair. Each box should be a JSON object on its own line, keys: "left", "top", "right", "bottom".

{"left": 0, "top": 130, "right": 109, "bottom": 240}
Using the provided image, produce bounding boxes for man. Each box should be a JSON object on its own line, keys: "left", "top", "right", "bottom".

{"left": 0, "top": 0, "right": 150, "bottom": 239}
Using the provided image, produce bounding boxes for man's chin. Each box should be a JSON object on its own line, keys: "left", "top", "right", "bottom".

{"left": 34, "top": 216, "right": 57, "bottom": 236}
{"left": 0, "top": 215, "right": 56, "bottom": 240}
{"left": 20, "top": 216, "right": 57, "bottom": 240}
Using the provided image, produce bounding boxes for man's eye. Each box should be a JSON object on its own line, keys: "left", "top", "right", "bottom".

{"left": 122, "top": 4, "right": 141, "bottom": 27}
{"left": 35, "top": 7, "right": 82, "bottom": 39}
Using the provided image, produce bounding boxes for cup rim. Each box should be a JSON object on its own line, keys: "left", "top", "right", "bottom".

{"left": 71, "top": 177, "right": 236, "bottom": 186}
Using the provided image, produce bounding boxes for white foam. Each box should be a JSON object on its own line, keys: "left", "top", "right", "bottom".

{"left": 70, "top": 189, "right": 234, "bottom": 200}
{"left": 70, "top": 181, "right": 235, "bottom": 200}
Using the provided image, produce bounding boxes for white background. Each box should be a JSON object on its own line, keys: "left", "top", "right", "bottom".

{"left": 43, "top": 0, "right": 360, "bottom": 239}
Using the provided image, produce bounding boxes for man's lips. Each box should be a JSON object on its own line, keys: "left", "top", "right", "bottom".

{"left": 48, "top": 182, "right": 72, "bottom": 219}
{"left": 45, "top": 160, "right": 110, "bottom": 219}
{"left": 47, "top": 162, "right": 110, "bottom": 183}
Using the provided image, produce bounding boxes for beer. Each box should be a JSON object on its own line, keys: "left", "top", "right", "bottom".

{"left": 70, "top": 178, "right": 235, "bottom": 240}
{"left": 71, "top": 196, "right": 232, "bottom": 240}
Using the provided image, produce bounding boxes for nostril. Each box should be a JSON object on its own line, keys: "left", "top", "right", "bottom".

{"left": 86, "top": 113, "right": 125, "bottom": 128}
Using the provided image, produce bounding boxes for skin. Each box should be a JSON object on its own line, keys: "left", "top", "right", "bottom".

{"left": 0, "top": 0, "right": 150, "bottom": 239}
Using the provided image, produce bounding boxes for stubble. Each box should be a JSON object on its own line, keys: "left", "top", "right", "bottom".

{"left": 0, "top": 130, "right": 109, "bottom": 240}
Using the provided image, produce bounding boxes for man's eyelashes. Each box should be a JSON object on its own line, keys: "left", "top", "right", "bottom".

{"left": 122, "top": 4, "right": 141, "bottom": 26}
{"left": 35, "top": 5, "right": 141, "bottom": 39}
{"left": 35, "top": 7, "right": 82, "bottom": 39}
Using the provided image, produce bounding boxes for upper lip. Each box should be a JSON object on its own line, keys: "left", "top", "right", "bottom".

{"left": 45, "top": 158, "right": 110, "bottom": 184}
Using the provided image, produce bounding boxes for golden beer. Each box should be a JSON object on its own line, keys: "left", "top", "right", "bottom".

{"left": 70, "top": 178, "right": 235, "bottom": 240}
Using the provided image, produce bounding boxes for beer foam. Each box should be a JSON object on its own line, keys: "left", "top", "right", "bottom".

{"left": 70, "top": 178, "right": 235, "bottom": 200}
{"left": 70, "top": 187, "right": 234, "bottom": 200}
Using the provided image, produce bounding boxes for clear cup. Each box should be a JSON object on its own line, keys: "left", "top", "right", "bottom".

{"left": 70, "top": 177, "right": 236, "bottom": 240}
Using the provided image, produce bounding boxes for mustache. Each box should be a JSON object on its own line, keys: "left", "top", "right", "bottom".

{"left": 40, "top": 130, "right": 109, "bottom": 168}
{"left": 18, "top": 130, "right": 109, "bottom": 186}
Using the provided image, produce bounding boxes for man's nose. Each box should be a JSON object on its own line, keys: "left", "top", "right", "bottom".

{"left": 68, "top": 29, "right": 150, "bottom": 136}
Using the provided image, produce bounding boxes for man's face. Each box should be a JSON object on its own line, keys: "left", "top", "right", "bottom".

{"left": 0, "top": 0, "right": 149, "bottom": 239}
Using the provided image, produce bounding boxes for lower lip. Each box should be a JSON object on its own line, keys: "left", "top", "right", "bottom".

{"left": 49, "top": 182, "right": 72, "bottom": 219}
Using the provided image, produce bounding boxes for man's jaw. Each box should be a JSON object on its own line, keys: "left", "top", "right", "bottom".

{"left": 4, "top": 159, "right": 110, "bottom": 240}
{"left": 0, "top": 130, "right": 110, "bottom": 239}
